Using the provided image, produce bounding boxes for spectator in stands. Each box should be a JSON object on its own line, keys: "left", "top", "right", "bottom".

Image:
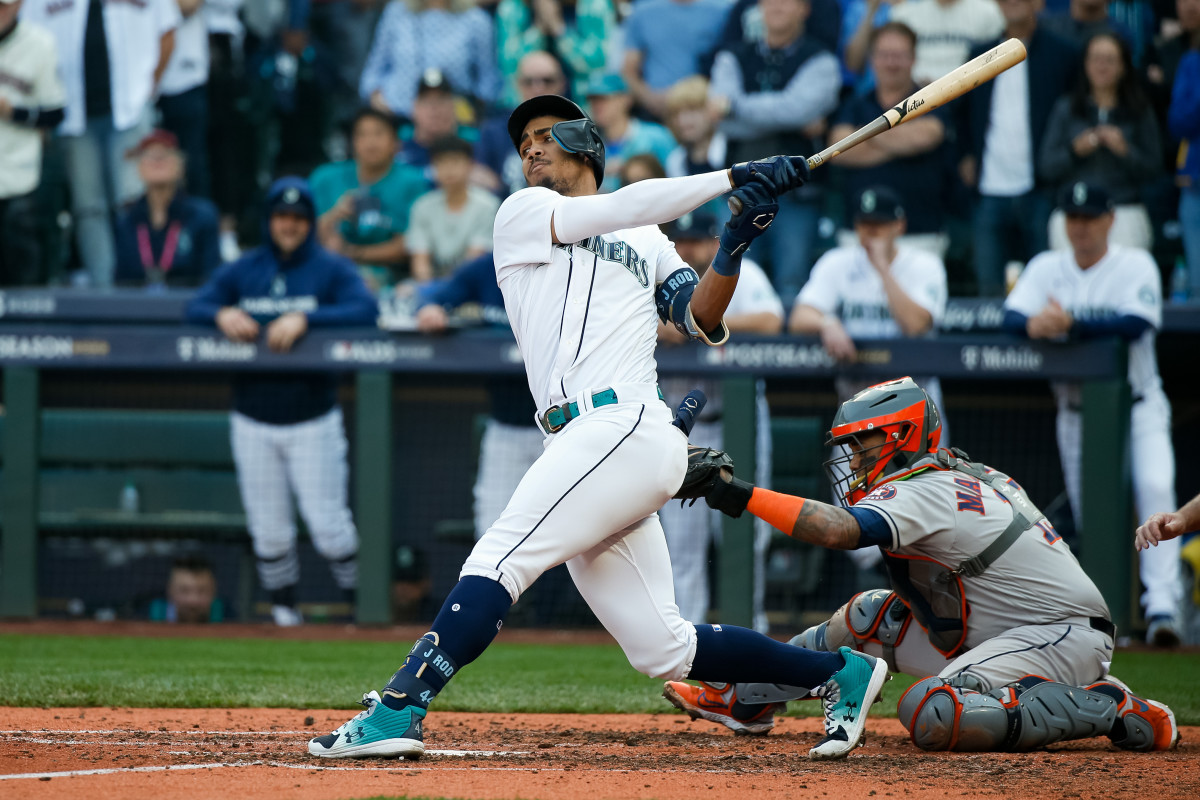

{"left": 359, "top": 0, "right": 500, "bottom": 118}
{"left": 474, "top": 51, "right": 568, "bottom": 198}
{"left": 149, "top": 555, "right": 225, "bottom": 623}
{"left": 1039, "top": 32, "right": 1162, "bottom": 251}
{"left": 663, "top": 76, "right": 727, "bottom": 182}
{"left": 618, "top": 152, "right": 667, "bottom": 187}
{"left": 789, "top": 186, "right": 947, "bottom": 576}
{"left": 657, "top": 209, "right": 784, "bottom": 633}
{"left": 584, "top": 72, "right": 676, "bottom": 193}
{"left": 408, "top": 136, "right": 499, "bottom": 282}
{"left": 829, "top": 21, "right": 954, "bottom": 256}
{"left": 839, "top": 0, "right": 894, "bottom": 87}
{"left": 114, "top": 129, "right": 221, "bottom": 288}
{"left": 204, "top": 0, "right": 253, "bottom": 262}
{"left": 311, "top": 107, "right": 428, "bottom": 291}
{"left": 958, "top": 0, "right": 1079, "bottom": 295}
{"left": 22, "top": 0, "right": 180, "bottom": 288}
{"left": 495, "top": 0, "right": 616, "bottom": 107}
{"left": 621, "top": 0, "right": 730, "bottom": 119}
{"left": 309, "top": 0, "right": 383, "bottom": 129}
{"left": 1169, "top": 20, "right": 1200, "bottom": 299}
{"left": 1041, "top": 0, "right": 1136, "bottom": 54}
{"left": 185, "top": 177, "right": 378, "bottom": 626}
{"left": 709, "top": 0, "right": 841, "bottom": 307}
{"left": 157, "top": 0, "right": 210, "bottom": 199}
{"left": 886, "top": 0, "right": 1005, "bottom": 86}
{"left": 718, "top": 0, "right": 841, "bottom": 55}
{"left": 397, "top": 68, "right": 479, "bottom": 175}
{"left": 0, "top": 0, "right": 65, "bottom": 287}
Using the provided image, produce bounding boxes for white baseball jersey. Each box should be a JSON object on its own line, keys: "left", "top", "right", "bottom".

{"left": 21, "top": 0, "right": 180, "bottom": 135}
{"left": 798, "top": 244, "right": 948, "bottom": 336}
{"left": 889, "top": 0, "right": 1005, "bottom": 86}
{"left": 1005, "top": 245, "right": 1164, "bottom": 400}
{"left": 854, "top": 465, "right": 1110, "bottom": 649}
{"left": 797, "top": 243, "right": 948, "bottom": 420}
{"left": 493, "top": 186, "right": 692, "bottom": 411}
{"left": 1005, "top": 245, "right": 1180, "bottom": 619}
{"left": 0, "top": 19, "right": 65, "bottom": 198}
{"left": 159, "top": 8, "right": 209, "bottom": 97}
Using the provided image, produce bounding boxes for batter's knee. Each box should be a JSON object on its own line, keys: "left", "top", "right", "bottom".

{"left": 620, "top": 624, "right": 697, "bottom": 681}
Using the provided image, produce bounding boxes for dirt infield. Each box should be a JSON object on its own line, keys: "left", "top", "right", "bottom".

{"left": 1, "top": 706, "right": 1197, "bottom": 800}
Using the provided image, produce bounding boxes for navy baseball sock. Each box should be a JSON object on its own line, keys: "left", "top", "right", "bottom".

{"left": 689, "top": 624, "right": 845, "bottom": 690}
{"left": 381, "top": 576, "right": 511, "bottom": 710}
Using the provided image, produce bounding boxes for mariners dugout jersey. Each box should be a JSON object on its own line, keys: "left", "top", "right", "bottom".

{"left": 1005, "top": 245, "right": 1163, "bottom": 400}
{"left": 854, "top": 466, "right": 1110, "bottom": 647}
{"left": 493, "top": 186, "right": 692, "bottom": 411}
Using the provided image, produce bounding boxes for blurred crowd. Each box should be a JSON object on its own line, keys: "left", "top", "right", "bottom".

{"left": 1, "top": 0, "right": 1197, "bottom": 307}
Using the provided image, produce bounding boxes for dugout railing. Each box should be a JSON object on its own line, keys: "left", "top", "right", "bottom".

{"left": 0, "top": 294, "right": 1150, "bottom": 632}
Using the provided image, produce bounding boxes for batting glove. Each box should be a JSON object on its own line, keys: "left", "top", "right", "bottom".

{"left": 730, "top": 155, "right": 811, "bottom": 194}
{"left": 712, "top": 182, "right": 777, "bottom": 276}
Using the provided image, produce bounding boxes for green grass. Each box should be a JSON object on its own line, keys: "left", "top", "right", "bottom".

{"left": 2, "top": 633, "right": 1198, "bottom": 724}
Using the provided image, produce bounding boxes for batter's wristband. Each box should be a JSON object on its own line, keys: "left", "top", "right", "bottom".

{"left": 711, "top": 247, "right": 742, "bottom": 277}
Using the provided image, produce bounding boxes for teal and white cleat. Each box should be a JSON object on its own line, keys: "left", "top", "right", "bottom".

{"left": 808, "top": 646, "right": 890, "bottom": 760}
{"left": 308, "top": 690, "right": 426, "bottom": 759}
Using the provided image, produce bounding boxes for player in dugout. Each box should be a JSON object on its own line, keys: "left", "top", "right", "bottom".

{"left": 662, "top": 377, "right": 1179, "bottom": 753}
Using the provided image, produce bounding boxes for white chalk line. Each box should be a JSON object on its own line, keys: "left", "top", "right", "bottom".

{"left": 1, "top": 760, "right": 736, "bottom": 782}
{"left": 0, "top": 729, "right": 313, "bottom": 736}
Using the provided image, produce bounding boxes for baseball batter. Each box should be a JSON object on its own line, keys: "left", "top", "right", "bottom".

{"left": 310, "top": 94, "right": 891, "bottom": 762}
{"left": 664, "top": 377, "right": 1179, "bottom": 752}
{"left": 1004, "top": 181, "right": 1182, "bottom": 646}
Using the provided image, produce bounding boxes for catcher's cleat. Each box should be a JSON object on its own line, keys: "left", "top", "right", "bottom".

{"left": 308, "top": 690, "right": 425, "bottom": 759}
{"left": 663, "top": 680, "right": 781, "bottom": 736}
{"left": 809, "top": 647, "right": 890, "bottom": 760}
{"left": 1087, "top": 681, "right": 1180, "bottom": 752}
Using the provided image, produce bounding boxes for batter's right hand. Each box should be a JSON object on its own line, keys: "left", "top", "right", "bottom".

{"left": 216, "top": 307, "right": 260, "bottom": 342}
{"left": 730, "top": 155, "right": 810, "bottom": 194}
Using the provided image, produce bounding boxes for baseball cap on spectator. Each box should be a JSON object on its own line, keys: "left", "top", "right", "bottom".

{"left": 429, "top": 135, "right": 475, "bottom": 160}
{"left": 270, "top": 182, "right": 315, "bottom": 217}
{"left": 663, "top": 209, "right": 721, "bottom": 240}
{"left": 1059, "top": 181, "right": 1114, "bottom": 217}
{"left": 584, "top": 72, "right": 629, "bottom": 98}
{"left": 128, "top": 129, "right": 180, "bottom": 157}
{"left": 853, "top": 186, "right": 905, "bottom": 223}
{"left": 417, "top": 68, "right": 455, "bottom": 97}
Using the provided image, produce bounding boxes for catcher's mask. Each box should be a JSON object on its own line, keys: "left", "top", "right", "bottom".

{"left": 824, "top": 377, "right": 942, "bottom": 505}
{"left": 507, "top": 94, "right": 606, "bottom": 188}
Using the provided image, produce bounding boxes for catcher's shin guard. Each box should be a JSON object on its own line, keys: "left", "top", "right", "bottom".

{"left": 898, "top": 676, "right": 1119, "bottom": 752}
{"left": 793, "top": 589, "right": 911, "bottom": 671}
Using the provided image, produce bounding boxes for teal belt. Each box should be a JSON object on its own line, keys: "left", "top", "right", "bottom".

{"left": 539, "top": 388, "right": 619, "bottom": 434}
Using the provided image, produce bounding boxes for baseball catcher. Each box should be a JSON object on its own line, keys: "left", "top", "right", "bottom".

{"left": 663, "top": 377, "right": 1179, "bottom": 753}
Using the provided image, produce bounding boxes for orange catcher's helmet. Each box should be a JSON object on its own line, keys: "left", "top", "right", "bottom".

{"left": 824, "top": 377, "right": 942, "bottom": 505}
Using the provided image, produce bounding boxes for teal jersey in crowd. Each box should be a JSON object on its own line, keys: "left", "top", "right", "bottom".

{"left": 309, "top": 161, "right": 428, "bottom": 249}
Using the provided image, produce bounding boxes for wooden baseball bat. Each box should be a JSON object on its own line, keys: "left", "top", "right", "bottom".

{"left": 729, "top": 38, "right": 1027, "bottom": 214}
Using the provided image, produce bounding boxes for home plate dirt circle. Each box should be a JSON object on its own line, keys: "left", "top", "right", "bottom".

{"left": 1, "top": 707, "right": 1196, "bottom": 800}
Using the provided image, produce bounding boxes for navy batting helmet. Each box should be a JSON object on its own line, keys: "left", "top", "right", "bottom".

{"left": 507, "top": 94, "right": 606, "bottom": 188}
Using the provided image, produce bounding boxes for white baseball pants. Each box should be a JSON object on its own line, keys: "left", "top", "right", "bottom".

{"left": 231, "top": 407, "right": 359, "bottom": 591}
{"left": 1056, "top": 390, "right": 1181, "bottom": 618}
{"left": 460, "top": 389, "right": 698, "bottom": 680}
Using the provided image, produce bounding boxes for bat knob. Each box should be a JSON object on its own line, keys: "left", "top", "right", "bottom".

{"left": 728, "top": 196, "right": 743, "bottom": 216}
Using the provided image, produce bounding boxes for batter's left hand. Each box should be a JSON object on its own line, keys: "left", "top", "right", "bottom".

{"left": 730, "top": 155, "right": 810, "bottom": 194}
{"left": 267, "top": 311, "right": 308, "bottom": 352}
{"left": 720, "top": 181, "right": 778, "bottom": 256}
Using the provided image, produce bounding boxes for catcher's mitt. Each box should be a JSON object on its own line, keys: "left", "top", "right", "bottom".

{"left": 674, "top": 445, "right": 734, "bottom": 503}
